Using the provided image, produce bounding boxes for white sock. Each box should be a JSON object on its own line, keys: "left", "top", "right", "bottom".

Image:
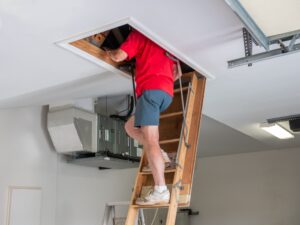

{"left": 154, "top": 185, "right": 167, "bottom": 193}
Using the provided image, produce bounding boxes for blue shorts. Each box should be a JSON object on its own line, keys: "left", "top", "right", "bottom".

{"left": 134, "top": 90, "right": 173, "bottom": 127}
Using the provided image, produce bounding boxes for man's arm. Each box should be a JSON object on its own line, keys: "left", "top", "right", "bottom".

{"left": 106, "top": 49, "right": 128, "bottom": 63}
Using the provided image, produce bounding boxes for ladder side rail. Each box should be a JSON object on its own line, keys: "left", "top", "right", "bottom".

{"left": 166, "top": 73, "right": 199, "bottom": 225}
{"left": 180, "top": 76, "right": 206, "bottom": 207}
{"left": 125, "top": 153, "right": 147, "bottom": 225}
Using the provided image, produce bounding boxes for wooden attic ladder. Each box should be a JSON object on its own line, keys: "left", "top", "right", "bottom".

{"left": 126, "top": 71, "right": 206, "bottom": 225}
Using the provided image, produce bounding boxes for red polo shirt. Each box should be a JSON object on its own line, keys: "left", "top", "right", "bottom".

{"left": 120, "top": 30, "right": 174, "bottom": 97}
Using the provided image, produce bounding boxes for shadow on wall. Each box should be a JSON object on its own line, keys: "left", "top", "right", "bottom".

{"left": 41, "top": 105, "right": 56, "bottom": 152}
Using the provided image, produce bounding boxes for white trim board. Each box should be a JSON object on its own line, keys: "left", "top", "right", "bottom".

{"left": 6, "top": 186, "right": 42, "bottom": 225}
{"left": 56, "top": 17, "right": 215, "bottom": 80}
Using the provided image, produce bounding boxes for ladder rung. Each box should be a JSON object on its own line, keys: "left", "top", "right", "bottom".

{"left": 139, "top": 168, "right": 176, "bottom": 175}
{"left": 182, "top": 72, "right": 193, "bottom": 78}
{"left": 132, "top": 203, "right": 170, "bottom": 209}
{"left": 159, "top": 138, "right": 180, "bottom": 145}
{"left": 160, "top": 111, "right": 183, "bottom": 119}
{"left": 174, "top": 86, "right": 188, "bottom": 94}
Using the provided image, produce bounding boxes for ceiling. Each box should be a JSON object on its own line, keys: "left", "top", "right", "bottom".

{"left": 198, "top": 115, "right": 272, "bottom": 157}
{"left": 0, "top": 0, "right": 300, "bottom": 154}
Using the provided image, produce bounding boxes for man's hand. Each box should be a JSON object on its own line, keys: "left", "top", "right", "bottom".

{"left": 106, "top": 49, "right": 128, "bottom": 63}
{"left": 173, "top": 63, "right": 182, "bottom": 81}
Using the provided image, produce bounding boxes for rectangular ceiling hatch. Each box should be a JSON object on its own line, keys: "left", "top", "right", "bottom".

{"left": 57, "top": 19, "right": 210, "bottom": 79}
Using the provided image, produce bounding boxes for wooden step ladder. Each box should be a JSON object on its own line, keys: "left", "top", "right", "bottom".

{"left": 125, "top": 71, "right": 206, "bottom": 225}
{"left": 102, "top": 201, "right": 145, "bottom": 225}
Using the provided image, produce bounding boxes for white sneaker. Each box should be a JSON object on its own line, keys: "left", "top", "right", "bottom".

{"left": 136, "top": 189, "right": 170, "bottom": 206}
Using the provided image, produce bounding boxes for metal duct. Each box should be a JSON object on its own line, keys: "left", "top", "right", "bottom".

{"left": 47, "top": 106, "right": 97, "bottom": 153}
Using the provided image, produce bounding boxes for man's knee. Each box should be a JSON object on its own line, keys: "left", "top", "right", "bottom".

{"left": 124, "top": 120, "right": 131, "bottom": 135}
{"left": 125, "top": 117, "right": 134, "bottom": 135}
{"left": 141, "top": 127, "right": 159, "bottom": 147}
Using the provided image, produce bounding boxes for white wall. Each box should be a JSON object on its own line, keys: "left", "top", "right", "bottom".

{"left": 56, "top": 162, "right": 136, "bottom": 225}
{"left": 1, "top": 106, "right": 300, "bottom": 225}
{"left": 0, "top": 106, "right": 136, "bottom": 225}
{"left": 55, "top": 147, "right": 300, "bottom": 225}
{"left": 191, "top": 148, "right": 300, "bottom": 225}
{"left": 0, "top": 107, "right": 57, "bottom": 225}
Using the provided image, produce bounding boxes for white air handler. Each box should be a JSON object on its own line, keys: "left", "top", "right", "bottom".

{"left": 47, "top": 106, "right": 97, "bottom": 153}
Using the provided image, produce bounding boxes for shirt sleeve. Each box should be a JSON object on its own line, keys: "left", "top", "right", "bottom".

{"left": 119, "top": 30, "right": 142, "bottom": 60}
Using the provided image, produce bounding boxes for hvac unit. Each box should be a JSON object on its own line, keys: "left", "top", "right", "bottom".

{"left": 97, "top": 115, "right": 142, "bottom": 157}
{"left": 47, "top": 106, "right": 97, "bottom": 153}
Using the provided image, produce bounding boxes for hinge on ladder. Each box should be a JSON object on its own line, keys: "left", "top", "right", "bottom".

{"left": 170, "top": 161, "right": 183, "bottom": 170}
{"left": 173, "top": 179, "right": 184, "bottom": 191}
{"left": 188, "top": 84, "right": 195, "bottom": 95}
{"left": 184, "top": 142, "right": 191, "bottom": 149}
{"left": 173, "top": 179, "right": 184, "bottom": 203}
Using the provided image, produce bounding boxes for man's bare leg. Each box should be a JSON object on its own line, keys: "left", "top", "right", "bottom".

{"left": 125, "top": 116, "right": 144, "bottom": 144}
{"left": 125, "top": 116, "right": 165, "bottom": 186}
{"left": 140, "top": 126, "right": 166, "bottom": 186}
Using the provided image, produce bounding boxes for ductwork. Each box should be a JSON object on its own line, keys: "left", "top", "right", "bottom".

{"left": 47, "top": 106, "right": 97, "bottom": 153}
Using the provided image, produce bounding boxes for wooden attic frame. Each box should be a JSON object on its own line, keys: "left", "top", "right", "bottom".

{"left": 57, "top": 19, "right": 208, "bottom": 225}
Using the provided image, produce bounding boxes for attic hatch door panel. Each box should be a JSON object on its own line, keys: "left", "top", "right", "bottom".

{"left": 69, "top": 24, "right": 195, "bottom": 76}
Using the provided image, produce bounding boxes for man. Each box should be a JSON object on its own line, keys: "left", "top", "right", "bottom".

{"left": 107, "top": 30, "right": 178, "bottom": 205}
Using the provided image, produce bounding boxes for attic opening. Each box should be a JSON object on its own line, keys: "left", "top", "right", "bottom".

{"left": 69, "top": 24, "right": 195, "bottom": 77}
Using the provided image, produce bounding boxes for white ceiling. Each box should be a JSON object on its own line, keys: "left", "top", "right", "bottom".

{"left": 199, "top": 115, "right": 272, "bottom": 157}
{"left": 0, "top": 0, "right": 300, "bottom": 152}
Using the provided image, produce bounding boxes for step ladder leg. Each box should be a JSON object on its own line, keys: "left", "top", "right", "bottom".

{"left": 112, "top": 206, "right": 116, "bottom": 225}
{"left": 125, "top": 207, "right": 139, "bottom": 225}
{"left": 139, "top": 209, "right": 146, "bottom": 225}
{"left": 102, "top": 204, "right": 112, "bottom": 225}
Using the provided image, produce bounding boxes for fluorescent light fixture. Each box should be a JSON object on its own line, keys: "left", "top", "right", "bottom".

{"left": 239, "top": 0, "right": 300, "bottom": 38}
{"left": 225, "top": 0, "right": 300, "bottom": 67}
{"left": 260, "top": 123, "right": 294, "bottom": 139}
{"left": 225, "top": 0, "right": 300, "bottom": 48}
{"left": 225, "top": 0, "right": 269, "bottom": 50}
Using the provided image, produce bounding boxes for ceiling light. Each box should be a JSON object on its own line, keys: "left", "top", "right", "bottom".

{"left": 260, "top": 123, "right": 294, "bottom": 139}
{"left": 239, "top": 0, "right": 300, "bottom": 38}
{"left": 225, "top": 0, "right": 300, "bottom": 67}
{"left": 225, "top": 0, "right": 300, "bottom": 46}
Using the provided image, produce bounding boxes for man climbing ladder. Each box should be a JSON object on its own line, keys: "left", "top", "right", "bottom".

{"left": 107, "top": 29, "right": 180, "bottom": 206}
